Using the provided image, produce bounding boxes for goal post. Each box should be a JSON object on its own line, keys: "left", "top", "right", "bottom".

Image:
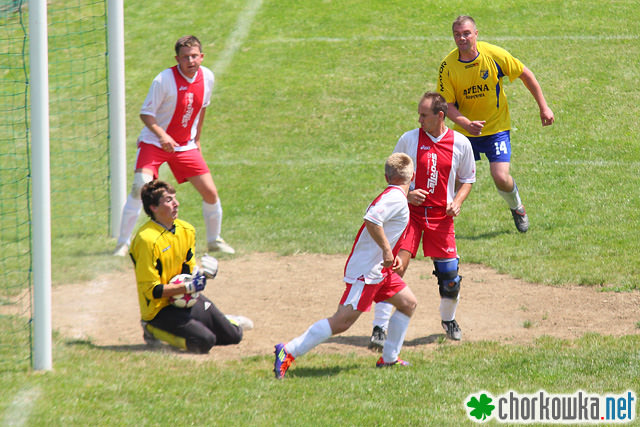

{"left": 0, "top": 0, "right": 125, "bottom": 372}
{"left": 30, "top": 0, "right": 52, "bottom": 371}
{"left": 107, "top": 0, "right": 127, "bottom": 239}
{"left": 26, "top": 0, "right": 126, "bottom": 371}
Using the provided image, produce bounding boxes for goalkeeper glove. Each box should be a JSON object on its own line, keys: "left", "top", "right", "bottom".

{"left": 184, "top": 272, "right": 207, "bottom": 293}
{"left": 201, "top": 254, "right": 219, "bottom": 279}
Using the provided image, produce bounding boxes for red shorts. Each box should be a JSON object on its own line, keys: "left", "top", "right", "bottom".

{"left": 399, "top": 205, "right": 457, "bottom": 259}
{"left": 339, "top": 271, "right": 407, "bottom": 312}
{"left": 135, "top": 142, "right": 210, "bottom": 184}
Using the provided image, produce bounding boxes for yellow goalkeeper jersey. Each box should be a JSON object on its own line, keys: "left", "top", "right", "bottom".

{"left": 437, "top": 41, "right": 524, "bottom": 137}
{"left": 130, "top": 218, "right": 196, "bottom": 321}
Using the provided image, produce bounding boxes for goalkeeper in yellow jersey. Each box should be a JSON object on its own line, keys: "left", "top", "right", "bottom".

{"left": 438, "top": 15, "right": 554, "bottom": 233}
{"left": 129, "top": 180, "right": 252, "bottom": 353}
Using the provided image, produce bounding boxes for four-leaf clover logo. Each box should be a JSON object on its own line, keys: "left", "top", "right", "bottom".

{"left": 466, "top": 393, "right": 495, "bottom": 422}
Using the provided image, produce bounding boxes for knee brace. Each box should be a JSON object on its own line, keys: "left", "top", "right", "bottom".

{"left": 433, "top": 258, "right": 461, "bottom": 299}
{"left": 130, "top": 172, "right": 153, "bottom": 199}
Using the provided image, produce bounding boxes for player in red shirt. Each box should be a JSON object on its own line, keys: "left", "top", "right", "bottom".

{"left": 114, "top": 36, "right": 235, "bottom": 256}
{"left": 273, "top": 153, "right": 418, "bottom": 378}
{"left": 370, "top": 92, "right": 475, "bottom": 347}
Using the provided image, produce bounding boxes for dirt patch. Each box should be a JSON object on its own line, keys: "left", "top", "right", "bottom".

{"left": 50, "top": 253, "right": 640, "bottom": 361}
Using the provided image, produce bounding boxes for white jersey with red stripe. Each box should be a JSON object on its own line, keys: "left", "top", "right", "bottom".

{"left": 343, "top": 185, "right": 409, "bottom": 285}
{"left": 138, "top": 65, "right": 214, "bottom": 152}
{"left": 393, "top": 127, "right": 475, "bottom": 207}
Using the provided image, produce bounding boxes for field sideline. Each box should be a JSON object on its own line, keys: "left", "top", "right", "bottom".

{"left": 2, "top": 0, "right": 640, "bottom": 424}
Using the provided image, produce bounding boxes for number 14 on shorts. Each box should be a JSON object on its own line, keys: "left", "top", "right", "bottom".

{"left": 494, "top": 140, "right": 508, "bottom": 156}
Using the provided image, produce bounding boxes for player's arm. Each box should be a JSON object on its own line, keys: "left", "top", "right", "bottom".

{"left": 194, "top": 107, "right": 206, "bottom": 151}
{"left": 365, "top": 219, "right": 399, "bottom": 270}
{"left": 134, "top": 260, "right": 198, "bottom": 299}
{"left": 445, "top": 103, "right": 486, "bottom": 136}
{"left": 518, "top": 66, "right": 555, "bottom": 126}
{"left": 151, "top": 271, "right": 205, "bottom": 298}
{"left": 140, "top": 114, "right": 178, "bottom": 152}
{"left": 446, "top": 182, "right": 473, "bottom": 217}
{"left": 438, "top": 59, "right": 485, "bottom": 135}
{"left": 160, "top": 278, "right": 206, "bottom": 297}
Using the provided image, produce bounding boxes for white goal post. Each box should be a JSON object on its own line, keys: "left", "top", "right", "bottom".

{"left": 30, "top": 0, "right": 126, "bottom": 371}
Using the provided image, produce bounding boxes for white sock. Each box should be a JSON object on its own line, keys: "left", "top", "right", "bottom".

{"left": 497, "top": 179, "right": 522, "bottom": 210}
{"left": 117, "top": 195, "right": 142, "bottom": 246}
{"left": 373, "top": 302, "right": 393, "bottom": 330}
{"left": 202, "top": 200, "right": 222, "bottom": 243}
{"left": 382, "top": 310, "right": 410, "bottom": 363}
{"left": 439, "top": 296, "right": 459, "bottom": 322}
{"left": 285, "top": 318, "right": 332, "bottom": 358}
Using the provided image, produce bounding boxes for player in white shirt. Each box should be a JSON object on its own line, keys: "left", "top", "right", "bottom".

{"left": 273, "top": 153, "right": 418, "bottom": 379}
{"left": 113, "top": 35, "right": 235, "bottom": 257}
{"left": 370, "top": 92, "right": 475, "bottom": 347}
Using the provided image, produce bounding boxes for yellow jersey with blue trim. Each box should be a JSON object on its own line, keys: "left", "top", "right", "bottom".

{"left": 437, "top": 41, "right": 524, "bottom": 137}
{"left": 130, "top": 218, "right": 197, "bottom": 321}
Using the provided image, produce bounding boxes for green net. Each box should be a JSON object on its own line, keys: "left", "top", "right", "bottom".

{"left": 0, "top": 0, "right": 109, "bottom": 371}
{"left": 48, "top": 0, "right": 110, "bottom": 239}
{"left": 0, "top": 0, "right": 31, "bottom": 372}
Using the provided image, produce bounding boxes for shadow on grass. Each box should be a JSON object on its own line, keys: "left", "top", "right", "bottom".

{"left": 66, "top": 339, "right": 182, "bottom": 354}
{"left": 325, "top": 335, "right": 369, "bottom": 347}
{"left": 404, "top": 333, "right": 443, "bottom": 346}
{"left": 456, "top": 229, "right": 512, "bottom": 240}
{"left": 284, "top": 363, "right": 359, "bottom": 378}
{"left": 325, "top": 333, "right": 443, "bottom": 349}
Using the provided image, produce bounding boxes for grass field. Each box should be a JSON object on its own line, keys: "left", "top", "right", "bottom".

{"left": 2, "top": 0, "right": 640, "bottom": 424}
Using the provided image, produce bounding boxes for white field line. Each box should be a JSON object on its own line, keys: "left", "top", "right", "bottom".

{"left": 212, "top": 0, "right": 263, "bottom": 76}
{"left": 161, "top": 0, "right": 263, "bottom": 180}
{"left": 3, "top": 386, "right": 41, "bottom": 427}
{"left": 210, "top": 158, "right": 640, "bottom": 168}
{"left": 257, "top": 34, "right": 639, "bottom": 44}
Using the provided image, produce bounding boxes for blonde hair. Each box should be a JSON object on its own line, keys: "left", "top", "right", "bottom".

{"left": 385, "top": 153, "right": 414, "bottom": 184}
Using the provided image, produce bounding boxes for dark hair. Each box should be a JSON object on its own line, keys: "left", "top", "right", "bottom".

{"left": 452, "top": 15, "right": 476, "bottom": 32}
{"left": 420, "top": 91, "right": 448, "bottom": 116}
{"left": 175, "top": 35, "right": 202, "bottom": 55}
{"left": 141, "top": 180, "right": 176, "bottom": 219}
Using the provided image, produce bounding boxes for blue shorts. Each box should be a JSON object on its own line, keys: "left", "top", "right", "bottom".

{"left": 468, "top": 130, "right": 511, "bottom": 162}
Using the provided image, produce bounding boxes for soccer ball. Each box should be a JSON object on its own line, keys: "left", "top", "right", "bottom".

{"left": 168, "top": 273, "right": 200, "bottom": 308}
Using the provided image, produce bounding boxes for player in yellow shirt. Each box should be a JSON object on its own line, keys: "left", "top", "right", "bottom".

{"left": 130, "top": 180, "right": 251, "bottom": 353}
{"left": 438, "top": 15, "right": 554, "bottom": 232}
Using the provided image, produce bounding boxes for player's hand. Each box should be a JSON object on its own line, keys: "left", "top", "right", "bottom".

{"left": 446, "top": 201, "right": 461, "bottom": 217}
{"left": 540, "top": 107, "right": 554, "bottom": 126}
{"left": 160, "top": 136, "right": 178, "bottom": 153}
{"left": 465, "top": 120, "right": 485, "bottom": 136}
{"left": 201, "top": 254, "right": 218, "bottom": 279}
{"left": 185, "top": 273, "right": 207, "bottom": 293}
{"left": 391, "top": 255, "right": 403, "bottom": 272}
{"left": 381, "top": 248, "right": 395, "bottom": 268}
{"left": 407, "top": 189, "right": 428, "bottom": 206}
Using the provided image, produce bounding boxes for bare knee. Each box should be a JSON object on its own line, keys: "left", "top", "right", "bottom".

{"left": 328, "top": 317, "right": 354, "bottom": 335}
{"left": 389, "top": 287, "right": 417, "bottom": 317}
{"left": 490, "top": 164, "right": 513, "bottom": 192}
{"left": 493, "top": 178, "right": 513, "bottom": 192}
{"left": 328, "top": 308, "right": 360, "bottom": 334}
{"left": 200, "top": 189, "right": 219, "bottom": 204}
{"left": 397, "top": 296, "right": 417, "bottom": 317}
{"left": 188, "top": 175, "right": 219, "bottom": 204}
